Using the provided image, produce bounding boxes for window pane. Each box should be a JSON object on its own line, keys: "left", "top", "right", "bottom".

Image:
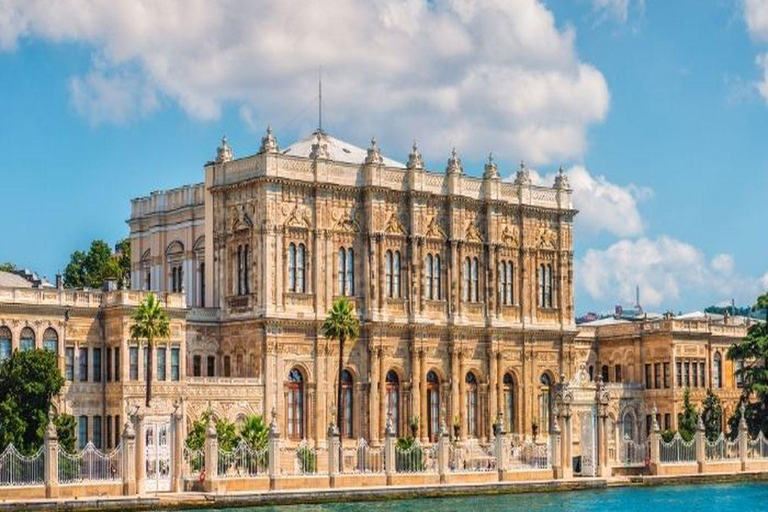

{"left": 93, "top": 348, "right": 102, "bottom": 383}
{"left": 171, "top": 348, "right": 180, "bottom": 381}
{"left": 157, "top": 348, "right": 167, "bottom": 381}
{"left": 129, "top": 347, "right": 139, "bottom": 381}
{"left": 79, "top": 348, "right": 89, "bottom": 382}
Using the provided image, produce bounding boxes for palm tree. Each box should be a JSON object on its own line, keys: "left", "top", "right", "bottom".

{"left": 130, "top": 293, "right": 170, "bottom": 408}
{"left": 322, "top": 297, "right": 360, "bottom": 433}
{"left": 239, "top": 414, "right": 269, "bottom": 451}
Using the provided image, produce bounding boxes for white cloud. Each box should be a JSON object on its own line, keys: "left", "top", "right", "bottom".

{"left": 744, "top": 0, "right": 768, "bottom": 41}
{"left": 587, "top": 0, "right": 645, "bottom": 26}
{"left": 756, "top": 52, "right": 768, "bottom": 103}
{"left": 0, "top": 0, "right": 609, "bottom": 163}
{"left": 515, "top": 165, "right": 650, "bottom": 237}
{"left": 579, "top": 236, "right": 763, "bottom": 309}
{"left": 69, "top": 66, "right": 159, "bottom": 125}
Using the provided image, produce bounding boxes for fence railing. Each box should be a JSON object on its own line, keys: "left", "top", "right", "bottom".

{"left": 341, "top": 439, "right": 384, "bottom": 474}
{"left": 705, "top": 434, "right": 739, "bottom": 461}
{"left": 659, "top": 434, "right": 696, "bottom": 464}
{"left": 449, "top": 440, "right": 496, "bottom": 472}
{"left": 618, "top": 436, "right": 647, "bottom": 466}
{"left": 218, "top": 441, "right": 268, "bottom": 478}
{"left": 395, "top": 440, "right": 437, "bottom": 473}
{"left": 507, "top": 438, "right": 550, "bottom": 470}
{"left": 0, "top": 444, "right": 44, "bottom": 487}
{"left": 748, "top": 432, "right": 768, "bottom": 459}
{"left": 59, "top": 443, "right": 122, "bottom": 483}
{"left": 285, "top": 440, "right": 322, "bottom": 476}
{"left": 182, "top": 443, "right": 204, "bottom": 478}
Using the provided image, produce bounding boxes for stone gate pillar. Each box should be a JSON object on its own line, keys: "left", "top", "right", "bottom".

{"left": 134, "top": 414, "right": 146, "bottom": 495}
{"left": 203, "top": 414, "right": 218, "bottom": 492}
{"left": 384, "top": 415, "right": 396, "bottom": 485}
{"left": 596, "top": 381, "right": 610, "bottom": 477}
{"left": 648, "top": 406, "right": 661, "bottom": 475}
{"left": 695, "top": 414, "right": 706, "bottom": 473}
{"left": 327, "top": 422, "right": 340, "bottom": 487}
{"left": 171, "top": 411, "right": 183, "bottom": 492}
{"left": 44, "top": 415, "right": 59, "bottom": 498}
{"left": 122, "top": 420, "right": 137, "bottom": 495}
{"left": 738, "top": 404, "right": 749, "bottom": 471}
{"left": 268, "top": 409, "right": 280, "bottom": 491}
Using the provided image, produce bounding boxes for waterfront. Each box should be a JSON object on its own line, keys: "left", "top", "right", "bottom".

{"left": 192, "top": 482, "right": 768, "bottom": 512}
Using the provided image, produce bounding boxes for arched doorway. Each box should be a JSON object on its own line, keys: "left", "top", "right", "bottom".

{"left": 426, "top": 371, "right": 440, "bottom": 442}
{"left": 385, "top": 370, "right": 400, "bottom": 436}
{"left": 503, "top": 373, "right": 515, "bottom": 433}
{"left": 286, "top": 368, "right": 305, "bottom": 440}
{"left": 466, "top": 372, "right": 478, "bottom": 438}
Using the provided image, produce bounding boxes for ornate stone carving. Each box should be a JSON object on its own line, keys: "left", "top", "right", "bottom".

{"left": 465, "top": 220, "right": 483, "bottom": 243}
{"left": 384, "top": 211, "right": 407, "bottom": 235}
{"left": 502, "top": 224, "right": 519, "bottom": 246}
{"left": 258, "top": 126, "right": 279, "bottom": 154}
{"left": 483, "top": 153, "right": 499, "bottom": 180}
{"left": 310, "top": 133, "right": 329, "bottom": 160}
{"left": 282, "top": 202, "right": 312, "bottom": 229}
{"left": 513, "top": 160, "right": 531, "bottom": 186}
{"left": 215, "top": 136, "right": 233, "bottom": 163}
{"left": 534, "top": 226, "right": 557, "bottom": 250}
{"left": 407, "top": 140, "right": 424, "bottom": 170}
{"left": 424, "top": 215, "right": 446, "bottom": 239}
{"left": 445, "top": 148, "right": 463, "bottom": 175}
{"left": 331, "top": 205, "right": 360, "bottom": 233}
{"left": 553, "top": 165, "right": 570, "bottom": 190}
{"left": 365, "top": 138, "right": 384, "bottom": 165}
{"left": 232, "top": 204, "right": 253, "bottom": 232}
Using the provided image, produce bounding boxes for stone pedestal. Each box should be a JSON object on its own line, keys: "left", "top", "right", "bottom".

{"left": 327, "top": 423, "right": 340, "bottom": 487}
{"left": 44, "top": 417, "right": 59, "bottom": 499}
{"left": 268, "top": 410, "right": 280, "bottom": 490}
{"left": 122, "top": 421, "right": 137, "bottom": 496}
{"left": 203, "top": 415, "right": 219, "bottom": 492}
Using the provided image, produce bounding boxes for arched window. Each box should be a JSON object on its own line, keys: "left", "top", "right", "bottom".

{"left": 338, "top": 247, "right": 355, "bottom": 296}
{"left": 20, "top": 327, "right": 35, "bottom": 352}
{"left": 539, "top": 373, "right": 552, "bottom": 434}
{"left": 463, "top": 258, "right": 470, "bottom": 302}
{"left": 338, "top": 248, "right": 346, "bottom": 295}
{"left": 288, "top": 243, "right": 296, "bottom": 291}
{"left": 243, "top": 244, "right": 250, "bottom": 294}
{"left": 471, "top": 257, "right": 479, "bottom": 302}
{"left": 503, "top": 373, "right": 515, "bottom": 433}
{"left": 392, "top": 251, "right": 401, "bottom": 298}
{"left": 386, "top": 370, "right": 400, "bottom": 436}
{"left": 236, "top": 245, "right": 243, "bottom": 295}
{"left": 433, "top": 255, "right": 441, "bottom": 300}
{"left": 43, "top": 328, "right": 58, "bottom": 355}
{"left": 622, "top": 413, "right": 634, "bottom": 441}
{"left": 286, "top": 368, "right": 305, "bottom": 440}
{"left": 466, "top": 372, "right": 478, "bottom": 438}
{"left": 0, "top": 326, "right": 11, "bottom": 362}
{"left": 498, "top": 261, "right": 506, "bottom": 304}
{"left": 713, "top": 352, "right": 722, "bottom": 388}
{"left": 288, "top": 243, "right": 307, "bottom": 293}
{"left": 297, "top": 243, "right": 305, "bottom": 293}
{"left": 385, "top": 250, "right": 393, "bottom": 298}
{"left": 426, "top": 371, "right": 440, "bottom": 442}
{"left": 506, "top": 262, "right": 513, "bottom": 305}
{"left": 601, "top": 365, "right": 610, "bottom": 383}
{"left": 425, "top": 254, "right": 433, "bottom": 300}
{"left": 539, "top": 264, "right": 554, "bottom": 308}
{"left": 736, "top": 359, "right": 744, "bottom": 388}
{"left": 340, "top": 370, "right": 354, "bottom": 438}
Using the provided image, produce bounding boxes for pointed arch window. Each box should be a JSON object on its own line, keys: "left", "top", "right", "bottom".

{"left": 499, "top": 261, "right": 514, "bottom": 305}
{"left": 463, "top": 258, "right": 470, "bottom": 302}
{"left": 503, "top": 373, "right": 515, "bottom": 433}
{"left": 426, "top": 371, "right": 440, "bottom": 442}
{"left": 539, "top": 264, "right": 554, "bottom": 308}
{"left": 385, "top": 250, "right": 393, "bottom": 298}
{"left": 386, "top": 370, "right": 400, "bottom": 436}
{"left": 466, "top": 372, "right": 478, "bottom": 438}
{"left": 286, "top": 368, "right": 305, "bottom": 440}
{"left": 471, "top": 257, "right": 479, "bottom": 302}
{"left": 622, "top": 413, "right": 634, "bottom": 441}
{"left": 393, "top": 251, "right": 401, "bottom": 298}
{"left": 433, "top": 255, "right": 441, "bottom": 300}
{"left": 340, "top": 370, "right": 354, "bottom": 438}
{"left": 464, "top": 257, "right": 479, "bottom": 302}
{"left": 425, "top": 254, "right": 433, "bottom": 300}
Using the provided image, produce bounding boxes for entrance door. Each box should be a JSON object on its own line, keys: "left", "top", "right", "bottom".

{"left": 578, "top": 410, "right": 597, "bottom": 477}
{"left": 145, "top": 420, "right": 171, "bottom": 492}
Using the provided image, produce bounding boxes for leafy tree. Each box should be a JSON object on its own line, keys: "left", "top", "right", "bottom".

{"left": 322, "top": 297, "right": 360, "bottom": 431}
{"left": 701, "top": 388, "right": 723, "bottom": 441}
{"left": 727, "top": 292, "right": 768, "bottom": 436}
{"left": 240, "top": 414, "right": 269, "bottom": 451}
{"left": 185, "top": 411, "right": 241, "bottom": 452}
{"left": 678, "top": 388, "right": 699, "bottom": 441}
{"left": 0, "top": 349, "right": 65, "bottom": 453}
{"left": 130, "top": 293, "right": 170, "bottom": 407}
{"left": 0, "top": 262, "right": 17, "bottom": 272}
{"left": 54, "top": 414, "right": 77, "bottom": 453}
{"left": 63, "top": 238, "right": 131, "bottom": 289}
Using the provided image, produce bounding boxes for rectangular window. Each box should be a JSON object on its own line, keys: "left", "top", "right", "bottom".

{"left": 114, "top": 415, "right": 121, "bottom": 447}
{"left": 614, "top": 365, "right": 622, "bottom": 383}
{"left": 684, "top": 361, "right": 690, "bottom": 387}
{"left": 692, "top": 361, "right": 698, "bottom": 388}
{"left": 106, "top": 416, "right": 112, "bottom": 449}
{"left": 65, "top": 347, "right": 75, "bottom": 381}
{"left": 78, "top": 348, "right": 88, "bottom": 382}
{"left": 736, "top": 360, "right": 744, "bottom": 388}
{"left": 663, "top": 362, "right": 670, "bottom": 389}
{"left": 699, "top": 362, "right": 706, "bottom": 388}
{"left": 114, "top": 348, "right": 121, "bottom": 382}
{"left": 193, "top": 355, "right": 201, "bottom": 377}
{"left": 207, "top": 356, "right": 215, "bottom": 377}
{"left": 664, "top": 414, "right": 671, "bottom": 431}
{"left": 676, "top": 361, "right": 682, "bottom": 387}
{"left": 645, "top": 364, "right": 652, "bottom": 389}
{"left": 129, "top": 347, "right": 139, "bottom": 381}
{"left": 93, "top": 416, "right": 102, "bottom": 449}
{"left": 143, "top": 347, "right": 148, "bottom": 380}
{"left": 171, "top": 348, "right": 180, "bottom": 381}
{"left": 93, "top": 348, "right": 102, "bottom": 383}
{"left": 224, "top": 355, "right": 231, "bottom": 377}
{"left": 106, "top": 348, "right": 112, "bottom": 382}
{"left": 645, "top": 415, "right": 652, "bottom": 436}
{"left": 157, "top": 347, "right": 167, "bottom": 381}
{"left": 78, "top": 416, "right": 88, "bottom": 449}
{"left": 654, "top": 362, "right": 661, "bottom": 389}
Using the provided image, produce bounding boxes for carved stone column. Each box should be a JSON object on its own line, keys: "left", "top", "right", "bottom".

{"left": 44, "top": 415, "right": 59, "bottom": 498}
{"left": 370, "top": 344, "right": 381, "bottom": 443}
{"left": 378, "top": 347, "right": 387, "bottom": 442}
{"left": 488, "top": 346, "right": 498, "bottom": 440}
{"left": 450, "top": 345, "right": 459, "bottom": 441}
{"left": 134, "top": 414, "right": 146, "bottom": 495}
{"left": 419, "top": 348, "right": 427, "bottom": 443}
{"left": 459, "top": 349, "right": 467, "bottom": 440}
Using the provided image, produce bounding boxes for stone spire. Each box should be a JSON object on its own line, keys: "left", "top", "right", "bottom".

{"left": 215, "top": 136, "right": 233, "bottom": 164}
{"left": 406, "top": 140, "right": 424, "bottom": 170}
{"left": 258, "top": 125, "right": 279, "bottom": 154}
{"left": 309, "top": 132, "right": 330, "bottom": 160}
{"left": 483, "top": 152, "right": 499, "bottom": 179}
{"left": 553, "top": 164, "right": 570, "bottom": 190}
{"left": 446, "top": 147, "right": 463, "bottom": 175}
{"left": 365, "top": 137, "right": 384, "bottom": 165}
{"left": 513, "top": 160, "right": 531, "bottom": 186}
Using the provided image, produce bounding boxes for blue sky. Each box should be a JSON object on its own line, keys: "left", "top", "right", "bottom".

{"left": 0, "top": 0, "right": 767, "bottom": 314}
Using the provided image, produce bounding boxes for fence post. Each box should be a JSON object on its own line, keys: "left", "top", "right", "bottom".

{"left": 384, "top": 415, "right": 396, "bottom": 485}
{"left": 133, "top": 414, "right": 146, "bottom": 495}
{"left": 171, "top": 410, "right": 183, "bottom": 492}
{"left": 562, "top": 404, "right": 573, "bottom": 478}
{"left": 438, "top": 422, "right": 449, "bottom": 483}
{"left": 44, "top": 414, "right": 59, "bottom": 498}
{"left": 551, "top": 404, "right": 562, "bottom": 479}
{"left": 327, "top": 422, "right": 340, "bottom": 487}
{"left": 268, "top": 408, "right": 280, "bottom": 491}
{"left": 648, "top": 406, "right": 661, "bottom": 475}
{"left": 203, "top": 414, "right": 218, "bottom": 492}
{"left": 121, "top": 420, "right": 137, "bottom": 495}
{"left": 494, "top": 414, "right": 507, "bottom": 482}
{"left": 738, "top": 404, "right": 748, "bottom": 471}
{"left": 695, "top": 414, "right": 705, "bottom": 473}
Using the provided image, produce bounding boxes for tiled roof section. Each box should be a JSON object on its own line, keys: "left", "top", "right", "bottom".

{"left": 0, "top": 271, "right": 35, "bottom": 288}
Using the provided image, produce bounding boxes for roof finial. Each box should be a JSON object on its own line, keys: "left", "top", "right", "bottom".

{"left": 407, "top": 139, "right": 424, "bottom": 170}
{"left": 483, "top": 152, "right": 499, "bottom": 179}
{"left": 258, "top": 125, "right": 279, "bottom": 154}
{"left": 318, "top": 66, "right": 323, "bottom": 133}
{"left": 446, "top": 147, "right": 463, "bottom": 175}
{"left": 215, "top": 135, "right": 233, "bottom": 163}
{"left": 513, "top": 159, "right": 530, "bottom": 186}
{"left": 365, "top": 136, "right": 384, "bottom": 165}
{"left": 553, "top": 163, "right": 570, "bottom": 190}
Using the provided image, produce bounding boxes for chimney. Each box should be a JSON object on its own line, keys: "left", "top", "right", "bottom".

{"left": 55, "top": 274, "right": 63, "bottom": 290}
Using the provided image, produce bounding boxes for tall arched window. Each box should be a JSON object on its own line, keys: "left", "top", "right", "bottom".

{"left": 713, "top": 352, "right": 722, "bottom": 388}
{"left": 43, "top": 328, "right": 58, "bottom": 355}
{"left": 433, "top": 255, "right": 441, "bottom": 299}
{"left": 386, "top": 370, "right": 400, "bottom": 436}
{"left": 288, "top": 243, "right": 307, "bottom": 293}
{"left": 425, "top": 254, "right": 433, "bottom": 300}
{"left": 471, "top": 257, "right": 479, "bottom": 302}
{"left": 498, "top": 261, "right": 506, "bottom": 304}
{"left": 622, "top": 412, "right": 634, "bottom": 441}
{"left": 426, "top": 371, "right": 440, "bottom": 442}
{"left": 506, "top": 262, "right": 513, "bottom": 305}
{"left": 466, "top": 372, "right": 478, "bottom": 438}
{"left": 601, "top": 365, "right": 610, "bottom": 383}
{"left": 338, "top": 248, "right": 346, "bottom": 295}
{"left": 503, "top": 373, "right": 515, "bottom": 433}
{"left": 338, "top": 247, "right": 354, "bottom": 296}
{"left": 0, "top": 326, "right": 11, "bottom": 362}
{"left": 385, "top": 250, "right": 393, "bottom": 298}
{"left": 539, "top": 373, "right": 552, "bottom": 434}
{"left": 736, "top": 359, "right": 744, "bottom": 388}
{"left": 286, "top": 368, "right": 304, "bottom": 440}
{"left": 499, "top": 261, "right": 513, "bottom": 305}
{"left": 340, "top": 370, "right": 354, "bottom": 438}
{"left": 288, "top": 243, "right": 296, "bottom": 291}
{"left": 236, "top": 244, "right": 250, "bottom": 296}
{"left": 20, "top": 327, "right": 35, "bottom": 352}
{"left": 463, "top": 258, "right": 471, "bottom": 302}
{"left": 243, "top": 244, "right": 250, "bottom": 294}
{"left": 392, "top": 251, "right": 401, "bottom": 298}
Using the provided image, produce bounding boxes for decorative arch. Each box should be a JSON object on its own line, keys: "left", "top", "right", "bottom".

{"left": 193, "top": 236, "right": 205, "bottom": 253}
{"left": 340, "top": 369, "right": 354, "bottom": 438}
{"left": 0, "top": 325, "right": 11, "bottom": 361}
{"left": 165, "top": 241, "right": 185, "bottom": 256}
{"left": 19, "top": 326, "right": 35, "bottom": 351}
{"left": 43, "top": 327, "right": 58, "bottom": 354}
{"left": 539, "top": 372, "right": 554, "bottom": 434}
{"left": 502, "top": 371, "right": 517, "bottom": 433}
{"left": 465, "top": 371, "right": 479, "bottom": 438}
{"left": 385, "top": 369, "right": 402, "bottom": 436}
{"left": 286, "top": 366, "right": 306, "bottom": 440}
{"left": 426, "top": 370, "right": 441, "bottom": 442}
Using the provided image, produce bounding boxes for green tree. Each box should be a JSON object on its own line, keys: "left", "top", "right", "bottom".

{"left": 63, "top": 238, "right": 131, "bottom": 290}
{"left": 0, "top": 262, "right": 17, "bottom": 272}
{"left": 184, "top": 411, "right": 240, "bottom": 452}
{"left": 130, "top": 293, "right": 170, "bottom": 408}
{"left": 678, "top": 388, "right": 699, "bottom": 441}
{"left": 0, "top": 349, "right": 65, "bottom": 453}
{"left": 239, "top": 414, "right": 269, "bottom": 451}
{"left": 54, "top": 414, "right": 77, "bottom": 453}
{"left": 701, "top": 388, "right": 723, "bottom": 441}
{"left": 322, "top": 297, "right": 360, "bottom": 431}
{"left": 727, "top": 292, "right": 768, "bottom": 436}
